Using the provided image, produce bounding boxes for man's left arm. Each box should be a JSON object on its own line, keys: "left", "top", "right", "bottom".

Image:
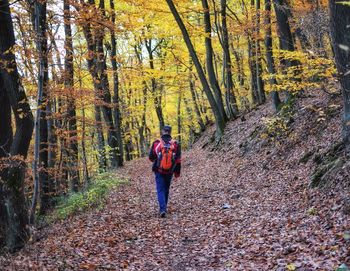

{"left": 173, "top": 142, "right": 181, "bottom": 178}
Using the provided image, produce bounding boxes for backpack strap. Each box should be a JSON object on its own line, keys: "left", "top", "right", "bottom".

{"left": 156, "top": 139, "right": 175, "bottom": 151}
{"left": 155, "top": 139, "right": 163, "bottom": 154}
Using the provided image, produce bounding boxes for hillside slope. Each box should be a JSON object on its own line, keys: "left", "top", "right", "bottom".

{"left": 1, "top": 91, "right": 349, "bottom": 270}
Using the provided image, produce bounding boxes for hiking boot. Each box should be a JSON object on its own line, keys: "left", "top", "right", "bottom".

{"left": 160, "top": 212, "right": 166, "bottom": 218}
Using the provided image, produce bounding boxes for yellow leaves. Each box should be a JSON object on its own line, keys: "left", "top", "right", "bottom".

{"left": 286, "top": 263, "right": 296, "bottom": 271}
{"left": 264, "top": 49, "right": 337, "bottom": 94}
{"left": 262, "top": 116, "right": 289, "bottom": 140}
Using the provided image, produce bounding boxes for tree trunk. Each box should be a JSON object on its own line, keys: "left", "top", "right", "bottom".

{"left": 96, "top": 0, "right": 120, "bottom": 169}
{"left": 329, "top": 0, "right": 350, "bottom": 153}
{"left": 0, "top": 0, "right": 34, "bottom": 250}
{"left": 30, "top": 0, "right": 51, "bottom": 215}
{"left": 109, "top": 0, "right": 124, "bottom": 166}
{"left": 134, "top": 45, "right": 150, "bottom": 155}
{"left": 202, "top": 0, "right": 228, "bottom": 122}
{"left": 64, "top": 0, "right": 80, "bottom": 192}
{"left": 80, "top": 0, "right": 119, "bottom": 169}
{"left": 177, "top": 91, "right": 182, "bottom": 142}
{"left": 264, "top": 0, "right": 281, "bottom": 111}
{"left": 95, "top": 105, "right": 107, "bottom": 172}
{"left": 221, "top": 0, "right": 238, "bottom": 118}
{"left": 249, "top": 0, "right": 265, "bottom": 105}
{"left": 248, "top": 36, "right": 259, "bottom": 104}
{"left": 145, "top": 39, "right": 165, "bottom": 132}
{"left": 78, "top": 73, "right": 90, "bottom": 186}
{"left": 165, "top": 0, "right": 226, "bottom": 140}
{"left": 273, "top": 0, "right": 300, "bottom": 101}
{"left": 189, "top": 67, "right": 206, "bottom": 132}
{"left": 255, "top": 0, "right": 266, "bottom": 104}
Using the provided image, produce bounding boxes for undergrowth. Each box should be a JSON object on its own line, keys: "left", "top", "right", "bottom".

{"left": 48, "top": 173, "right": 127, "bottom": 222}
{"left": 261, "top": 98, "right": 296, "bottom": 141}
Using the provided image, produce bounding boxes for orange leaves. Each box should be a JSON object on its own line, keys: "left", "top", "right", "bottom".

{"left": 2, "top": 98, "right": 350, "bottom": 269}
{"left": 79, "top": 262, "right": 98, "bottom": 270}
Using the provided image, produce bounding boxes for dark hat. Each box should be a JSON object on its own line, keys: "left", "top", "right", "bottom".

{"left": 162, "top": 125, "right": 172, "bottom": 134}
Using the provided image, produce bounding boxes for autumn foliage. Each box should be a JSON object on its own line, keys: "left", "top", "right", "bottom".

{"left": 1, "top": 0, "right": 350, "bottom": 269}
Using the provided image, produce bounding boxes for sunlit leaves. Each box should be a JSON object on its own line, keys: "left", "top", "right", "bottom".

{"left": 263, "top": 50, "right": 336, "bottom": 93}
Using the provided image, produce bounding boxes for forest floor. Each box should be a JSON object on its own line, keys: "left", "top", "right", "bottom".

{"left": 1, "top": 91, "right": 350, "bottom": 270}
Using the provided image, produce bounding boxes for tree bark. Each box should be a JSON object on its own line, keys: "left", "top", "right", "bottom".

{"left": 189, "top": 67, "right": 206, "bottom": 132}
{"left": 264, "top": 0, "right": 281, "bottom": 111}
{"left": 220, "top": 0, "right": 239, "bottom": 118}
{"left": 329, "top": 0, "right": 350, "bottom": 153}
{"left": 30, "top": 0, "right": 51, "bottom": 215}
{"left": 177, "top": 91, "right": 182, "bottom": 142}
{"left": 273, "top": 0, "right": 300, "bottom": 100}
{"left": 109, "top": 0, "right": 124, "bottom": 166}
{"left": 77, "top": 70, "right": 90, "bottom": 186}
{"left": 145, "top": 39, "right": 165, "bottom": 132}
{"left": 254, "top": 0, "right": 266, "bottom": 104}
{"left": 165, "top": 0, "right": 226, "bottom": 140}
{"left": 202, "top": 0, "right": 228, "bottom": 122}
{"left": 134, "top": 45, "right": 150, "bottom": 155}
{"left": 80, "top": 0, "right": 119, "bottom": 169}
{"left": 0, "top": 0, "right": 34, "bottom": 250}
{"left": 249, "top": 0, "right": 265, "bottom": 105}
{"left": 64, "top": 0, "right": 80, "bottom": 192}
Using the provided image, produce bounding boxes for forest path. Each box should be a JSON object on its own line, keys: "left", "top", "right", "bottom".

{"left": 3, "top": 137, "right": 349, "bottom": 270}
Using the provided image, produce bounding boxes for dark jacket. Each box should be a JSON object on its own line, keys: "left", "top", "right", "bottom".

{"left": 149, "top": 134, "right": 181, "bottom": 177}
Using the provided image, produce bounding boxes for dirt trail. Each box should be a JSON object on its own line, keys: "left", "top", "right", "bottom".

{"left": 2, "top": 146, "right": 349, "bottom": 270}
{"left": 2, "top": 96, "right": 350, "bottom": 270}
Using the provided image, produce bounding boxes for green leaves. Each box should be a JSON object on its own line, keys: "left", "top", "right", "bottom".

{"left": 50, "top": 173, "right": 127, "bottom": 221}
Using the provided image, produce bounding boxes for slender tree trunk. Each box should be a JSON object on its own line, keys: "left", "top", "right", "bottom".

{"left": 329, "top": 0, "right": 350, "bottom": 153}
{"left": 221, "top": 0, "right": 238, "bottom": 118}
{"left": 231, "top": 41, "right": 245, "bottom": 88}
{"left": 255, "top": 0, "right": 266, "bottom": 104}
{"left": 78, "top": 73, "right": 90, "bottom": 186}
{"left": 183, "top": 96, "right": 198, "bottom": 143}
{"left": 177, "top": 91, "right": 182, "bottom": 142}
{"left": 165, "top": 0, "right": 226, "bottom": 140}
{"left": 202, "top": 0, "right": 228, "bottom": 122}
{"left": 145, "top": 39, "right": 165, "bottom": 132}
{"left": 0, "top": 0, "right": 34, "bottom": 250}
{"left": 64, "top": 0, "right": 79, "bottom": 192}
{"left": 80, "top": 0, "right": 119, "bottom": 169}
{"left": 134, "top": 45, "right": 150, "bottom": 155}
{"left": 46, "top": 31, "right": 58, "bottom": 187}
{"left": 30, "top": 0, "right": 50, "bottom": 215}
{"left": 189, "top": 66, "right": 206, "bottom": 132}
{"left": 95, "top": 105, "right": 107, "bottom": 172}
{"left": 273, "top": 0, "right": 300, "bottom": 101}
{"left": 265, "top": 0, "right": 281, "bottom": 111}
{"left": 109, "top": 0, "right": 124, "bottom": 166}
{"left": 96, "top": 0, "right": 120, "bottom": 169}
{"left": 80, "top": 18, "right": 107, "bottom": 172}
{"left": 248, "top": 36, "right": 258, "bottom": 104}
{"left": 140, "top": 86, "right": 149, "bottom": 155}
{"left": 249, "top": 0, "right": 265, "bottom": 105}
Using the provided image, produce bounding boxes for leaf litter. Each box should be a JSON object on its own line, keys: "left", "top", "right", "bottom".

{"left": 1, "top": 91, "right": 350, "bottom": 270}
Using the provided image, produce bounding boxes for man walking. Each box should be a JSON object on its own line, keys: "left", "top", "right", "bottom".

{"left": 149, "top": 125, "right": 181, "bottom": 218}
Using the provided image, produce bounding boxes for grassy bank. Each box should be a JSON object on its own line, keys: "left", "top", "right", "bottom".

{"left": 49, "top": 173, "right": 128, "bottom": 221}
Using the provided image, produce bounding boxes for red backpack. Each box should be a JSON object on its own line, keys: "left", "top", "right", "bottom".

{"left": 155, "top": 139, "right": 176, "bottom": 172}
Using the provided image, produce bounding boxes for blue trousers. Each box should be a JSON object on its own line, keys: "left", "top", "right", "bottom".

{"left": 155, "top": 172, "right": 173, "bottom": 213}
